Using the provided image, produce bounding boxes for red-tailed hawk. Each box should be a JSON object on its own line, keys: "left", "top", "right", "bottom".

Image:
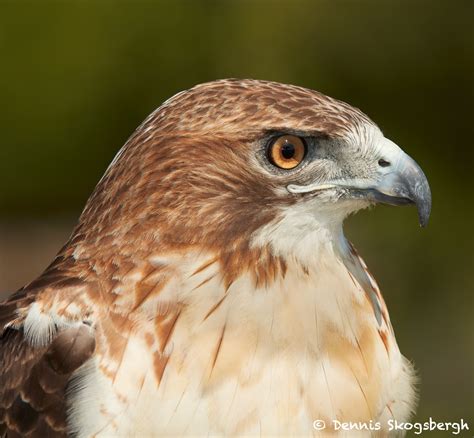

{"left": 0, "top": 79, "right": 431, "bottom": 437}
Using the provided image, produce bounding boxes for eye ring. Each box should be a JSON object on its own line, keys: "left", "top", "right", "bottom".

{"left": 267, "top": 135, "right": 306, "bottom": 170}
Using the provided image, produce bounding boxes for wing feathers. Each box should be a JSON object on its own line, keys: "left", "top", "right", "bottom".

{"left": 45, "top": 326, "right": 95, "bottom": 375}
{"left": 0, "top": 319, "right": 95, "bottom": 437}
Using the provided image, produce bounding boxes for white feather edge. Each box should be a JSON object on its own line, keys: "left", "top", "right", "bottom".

{"left": 22, "top": 302, "right": 85, "bottom": 347}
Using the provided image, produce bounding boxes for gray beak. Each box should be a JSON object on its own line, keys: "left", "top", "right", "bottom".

{"left": 286, "top": 137, "right": 431, "bottom": 227}
{"left": 368, "top": 142, "right": 432, "bottom": 227}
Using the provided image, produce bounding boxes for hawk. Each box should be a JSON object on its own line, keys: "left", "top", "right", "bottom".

{"left": 0, "top": 79, "right": 431, "bottom": 437}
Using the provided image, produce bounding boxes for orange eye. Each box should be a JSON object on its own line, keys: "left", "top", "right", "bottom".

{"left": 268, "top": 135, "right": 306, "bottom": 169}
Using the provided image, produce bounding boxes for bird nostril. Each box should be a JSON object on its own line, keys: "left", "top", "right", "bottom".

{"left": 378, "top": 159, "right": 391, "bottom": 168}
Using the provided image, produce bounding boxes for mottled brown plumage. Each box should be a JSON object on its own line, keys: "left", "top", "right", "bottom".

{"left": 0, "top": 79, "right": 429, "bottom": 436}
{"left": 0, "top": 326, "right": 94, "bottom": 437}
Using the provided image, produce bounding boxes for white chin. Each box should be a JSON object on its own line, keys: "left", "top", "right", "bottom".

{"left": 251, "top": 196, "right": 369, "bottom": 265}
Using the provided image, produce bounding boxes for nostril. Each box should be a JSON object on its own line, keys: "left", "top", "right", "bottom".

{"left": 378, "top": 159, "right": 391, "bottom": 168}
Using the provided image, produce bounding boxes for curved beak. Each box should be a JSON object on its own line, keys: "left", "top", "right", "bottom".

{"left": 365, "top": 139, "right": 432, "bottom": 227}
{"left": 286, "top": 137, "right": 431, "bottom": 227}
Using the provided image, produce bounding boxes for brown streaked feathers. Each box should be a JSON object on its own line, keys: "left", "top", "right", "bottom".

{"left": 0, "top": 326, "right": 94, "bottom": 437}
{"left": 0, "top": 79, "right": 382, "bottom": 436}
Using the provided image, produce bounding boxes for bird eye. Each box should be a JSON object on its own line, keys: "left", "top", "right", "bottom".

{"left": 267, "top": 135, "right": 306, "bottom": 170}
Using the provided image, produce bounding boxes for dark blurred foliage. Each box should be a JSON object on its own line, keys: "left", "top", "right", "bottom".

{"left": 0, "top": 0, "right": 472, "bottom": 433}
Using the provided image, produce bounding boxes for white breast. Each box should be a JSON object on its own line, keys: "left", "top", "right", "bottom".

{"left": 66, "top": 245, "right": 416, "bottom": 437}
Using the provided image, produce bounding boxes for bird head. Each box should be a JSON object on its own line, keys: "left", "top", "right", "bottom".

{"left": 75, "top": 79, "right": 431, "bottom": 266}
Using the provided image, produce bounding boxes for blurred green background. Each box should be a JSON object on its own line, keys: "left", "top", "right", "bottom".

{"left": 0, "top": 0, "right": 472, "bottom": 435}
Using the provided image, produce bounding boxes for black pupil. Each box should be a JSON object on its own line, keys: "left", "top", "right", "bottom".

{"left": 281, "top": 143, "right": 295, "bottom": 159}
